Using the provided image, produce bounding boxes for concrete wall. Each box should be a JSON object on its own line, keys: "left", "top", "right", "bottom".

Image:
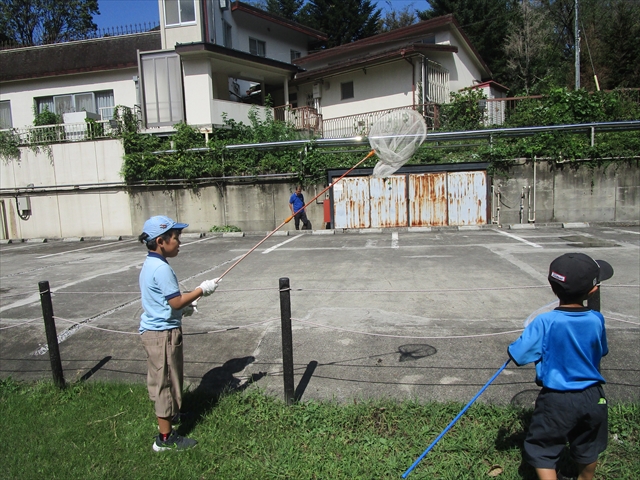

{"left": 0, "top": 139, "right": 133, "bottom": 239}
{"left": 1, "top": 141, "right": 638, "bottom": 240}
{"left": 492, "top": 160, "right": 640, "bottom": 225}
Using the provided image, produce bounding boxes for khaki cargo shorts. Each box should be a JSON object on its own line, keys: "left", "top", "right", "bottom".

{"left": 141, "top": 328, "right": 183, "bottom": 418}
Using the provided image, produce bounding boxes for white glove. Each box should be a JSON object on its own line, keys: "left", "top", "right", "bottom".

{"left": 199, "top": 278, "right": 220, "bottom": 296}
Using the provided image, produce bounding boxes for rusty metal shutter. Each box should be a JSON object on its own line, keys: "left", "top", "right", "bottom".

{"left": 447, "top": 171, "right": 487, "bottom": 225}
{"left": 409, "top": 173, "right": 448, "bottom": 226}
{"left": 333, "top": 176, "right": 370, "bottom": 229}
{"left": 370, "top": 175, "right": 407, "bottom": 228}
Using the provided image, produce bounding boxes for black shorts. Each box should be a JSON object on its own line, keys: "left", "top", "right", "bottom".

{"left": 524, "top": 384, "right": 608, "bottom": 469}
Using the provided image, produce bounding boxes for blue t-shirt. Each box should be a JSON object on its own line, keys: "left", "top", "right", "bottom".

{"left": 289, "top": 192, "right": 305, "bottom": 213}
{"left": 508, "top": 307, "right": 608, "bottom": 391}
{"left": 139, "top": 252, "right": 182, "bottom": 333}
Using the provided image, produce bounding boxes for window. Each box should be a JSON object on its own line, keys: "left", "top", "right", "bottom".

{"left": 420, "top": 35, "right": 436, "bottom": 44}
{"left": 0, "top": 101, "right": 12, "bottom": 129}
{"left": 341, "top": 81, "right": 354, "bottom": 100}
{"left": 164, "top": 0, "right": 196, "bottom": 26}
{"left": 290, "top": 50, "right": 301, "bottom": 63}
{"left": 288, "top": 93, "right": 298, "bottom": 108}
{"left": 249, "top": 38, "right": 266, "bottom": 57}
{"left": 223, "top": 20, "right": 232, "bottom": 48}
{"left": 35, "top": 91, "right": 115, "bottom": 119}
{"left": 141, "top": 52, "right": 184, "bottom": 127}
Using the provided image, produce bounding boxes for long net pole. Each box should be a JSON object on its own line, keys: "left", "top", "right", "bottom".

{"left": 217, "top": 149, "right": 376, "bottom": 280}
{"left": 402, "top": 359, "right": 511, "bottom": 478}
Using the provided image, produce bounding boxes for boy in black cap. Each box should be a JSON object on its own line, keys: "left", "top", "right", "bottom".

{"left": 508, "top": 253, "right": 614, "bottom": 480}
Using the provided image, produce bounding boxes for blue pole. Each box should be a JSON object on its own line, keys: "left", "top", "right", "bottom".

{"left": 401, "top": 359, "right": 511, "bottom": 478}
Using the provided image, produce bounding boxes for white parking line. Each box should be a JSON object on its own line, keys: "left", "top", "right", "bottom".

{"left": 391, "top": 232, "right": 399, "bottom": 249}
{"left": 36, "top": 239, "right": 138, "bottom": 258}
{"left": 262, "top": 234, "right": 303, "bottom": 254}
{"left": 615, "top": 229, "right": 640, "bottom": 235}
{"left": 494, "top": 229, "right": 542, "bottom": 248}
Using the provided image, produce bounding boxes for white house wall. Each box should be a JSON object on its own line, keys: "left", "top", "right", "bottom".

{"left": 0, "top": 70, "right": 138, "bottom": 129}
{"left": 159, "top": 0, "right": 203, "bottom": 49}
{"left": 182, "top": 58, "right": 215, "bottom": 125}
{"left": 313, "top": 62, "right": 415, "bottom": 119}
{"left": 233, "top": 17, "right": 312, "bottom": 63}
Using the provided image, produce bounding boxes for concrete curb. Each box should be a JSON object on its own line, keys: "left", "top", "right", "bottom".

{"left": 312, "top": 229, "right": 335, "bottom": 235}
{"left": 101, "top": 236, "right": 123, "bottom": 241}
{"left": 63, "top": 237, "right": 84, "bottom": 242}
{"left": 509, "top": 224, "right": 536, "bottom": 230}
{"left": 222, "top": 232, "right": 245, "bottom": 237}
{"left": 457, "top": 225, "right": 481, "bottom": 231}
{"left": 271, "top": 231, "right": 289, "bottom": 236}
{"left": 26, "top": 238, "right": 47, "bottom": 243}
{"left": 408, "top": 227, "right": 432, "bottom": 233}
{"left": 563, "top": 222, "right": 590, "bottom": 228}
{"left": 358, "top": 228, "right": 382, "bottom": 234}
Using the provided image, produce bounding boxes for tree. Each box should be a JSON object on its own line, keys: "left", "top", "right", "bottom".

{"left": 378, "top": 3, "right": 419, "bottom": 32}
{"left": 417, "top": 0, "right": 518, "bottom": 83}
{"left": 0, "top": 0, "right": 99, "bottom": 46}
{"left": 265, "top": 0, "right": 304, "bottom": 21}
{"left": 504, "top": 0, "right": 556, "bottom": 94}
{"left": 299, "top": 0, "right": 382, "bottom": 47}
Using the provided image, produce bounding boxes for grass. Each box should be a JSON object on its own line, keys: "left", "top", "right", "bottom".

{"left": 1, "top": 378, "right": 638, "bottom": 479}
{"left": 209, "top": 225, "right": 242, "bottom": 233}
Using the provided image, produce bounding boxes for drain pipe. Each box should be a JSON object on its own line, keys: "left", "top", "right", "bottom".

{"left": 519, "top": 187, "right": 525, "bottom": 224}
{"left": 528, "top": 156, "right": 537, "bottom": 223}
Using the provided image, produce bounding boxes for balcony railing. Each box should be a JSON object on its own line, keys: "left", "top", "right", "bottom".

{"left": 5, "top": 120, "right": 115, "bottom": 145}
{"left": 320, "top": 104, "right": 439, "bottom": 139}
{"left": 273, "top": 106, "right": 322, "bottom": 134}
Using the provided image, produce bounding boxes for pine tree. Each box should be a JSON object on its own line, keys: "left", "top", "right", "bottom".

{"left": 417, "top": 0, "right": 517, "bottom": 83}
{"left": 300, "top": 0, "right": 382, "bottom": 47}
{"left": 265, "top": 0, "right": 304, "bottom": 21}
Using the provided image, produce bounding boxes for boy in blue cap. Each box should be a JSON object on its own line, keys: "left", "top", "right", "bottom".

{"left": 138, "top": 215, "right": 219, "bottom": 451}
{"left": 508, "top": 252, "right": 614, "bottom": 480}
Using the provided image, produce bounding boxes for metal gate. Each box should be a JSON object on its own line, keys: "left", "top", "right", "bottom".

{"left": 332, "top": 170, "right": 486, "bottom": 228}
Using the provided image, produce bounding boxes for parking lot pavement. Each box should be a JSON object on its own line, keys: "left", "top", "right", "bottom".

{"left": 1, "top": 225, "right": 638, "bottom": 405}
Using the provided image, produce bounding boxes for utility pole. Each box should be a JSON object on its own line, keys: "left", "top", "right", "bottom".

{"left": 575, "top": 0, "right": 580, "bottom": 90}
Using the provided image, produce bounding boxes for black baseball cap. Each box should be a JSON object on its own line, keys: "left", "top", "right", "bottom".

{"left": 548, "top": 253, "right": 614, "bottom": 297}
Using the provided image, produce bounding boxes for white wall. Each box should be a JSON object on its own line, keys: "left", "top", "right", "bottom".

{"left": 0, "top": 70, "right": 139, "bottom": 129}
{"left": 159, "top": 0, "right": 203, "bottom": 49}
{"left": 234, "top": 16, "right": 312, "bottom": 63}
{"left": 308, "top": 61, "right": 414, "bottom": 119}
{"left": 182, "top": 58, "right": 215, "bottom": 125}
{"left": 0, "top": 139, "right": 132, "bottom": 239}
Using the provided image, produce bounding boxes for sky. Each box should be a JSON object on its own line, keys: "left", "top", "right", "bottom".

{"left": 93, "top": 0, "right": 422, "bottom": 30}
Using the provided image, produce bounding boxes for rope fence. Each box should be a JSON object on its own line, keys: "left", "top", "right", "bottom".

{"left": 5, "top": 278, "right": 637, "bottom": 392}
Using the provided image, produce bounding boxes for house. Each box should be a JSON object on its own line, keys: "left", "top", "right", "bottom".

{"left": 290, "top": 14, "right": 494, "bottom": 136}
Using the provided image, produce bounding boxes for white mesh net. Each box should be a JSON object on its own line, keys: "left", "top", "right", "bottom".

{"left": 368, "top": 110, "right": 427, "bottom": 178}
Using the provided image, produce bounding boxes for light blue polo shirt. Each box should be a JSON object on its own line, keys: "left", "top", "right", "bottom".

{"left": 139, "top": 252, "right": 182, "bottom": 333}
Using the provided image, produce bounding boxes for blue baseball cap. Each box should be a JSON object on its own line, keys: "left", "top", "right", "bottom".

{"left": 142, "top": 215, "right": 188, "bottom": 242}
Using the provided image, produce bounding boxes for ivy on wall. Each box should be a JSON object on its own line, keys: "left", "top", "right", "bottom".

{"left": 116, "top": 89, "right": 639, "bottom": 184}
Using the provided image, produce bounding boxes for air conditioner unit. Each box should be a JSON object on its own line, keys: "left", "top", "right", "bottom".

{"left": 313, "top": 83, "right": 322, "bottom": 99}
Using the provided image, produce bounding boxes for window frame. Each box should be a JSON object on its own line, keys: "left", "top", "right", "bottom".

{"left": 341, "top": 81, "right": 354, "bottom": 100}
{"left": 0, "top": 100, "right": 12, "bottom": 129}
{"left": 223, "top": 19, "right": 232, "bottom": 48}
{"left": 249, "top": 37, "right": 266, "bottom": 57}
{"left": 164, "top": 0, "right": 197, "bottom": 27}
{"left": 290, "top": 50, "right": 301, "bottom": 63}
{"left": 34, "top": 91, "right": 114, "bottom": 119}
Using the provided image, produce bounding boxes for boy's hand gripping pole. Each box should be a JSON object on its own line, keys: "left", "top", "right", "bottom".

{"left": 217, "top": 150, "right": 376, "bottom": 281}
{"left": 401, "top": 359, "right": 511, "bottom": 478}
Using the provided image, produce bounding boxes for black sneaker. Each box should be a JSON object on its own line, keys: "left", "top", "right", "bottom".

{"left": 153, "top": 430, "right": 197, "bottom": 452}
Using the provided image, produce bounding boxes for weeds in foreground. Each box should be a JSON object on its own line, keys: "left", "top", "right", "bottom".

{"left": 1, "top": 378, "right": 638, "bottom": 479}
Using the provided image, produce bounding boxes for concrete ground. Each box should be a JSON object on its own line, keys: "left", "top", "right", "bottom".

{"left": 1, "top": 224, "right": 638, "bottom": 407}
